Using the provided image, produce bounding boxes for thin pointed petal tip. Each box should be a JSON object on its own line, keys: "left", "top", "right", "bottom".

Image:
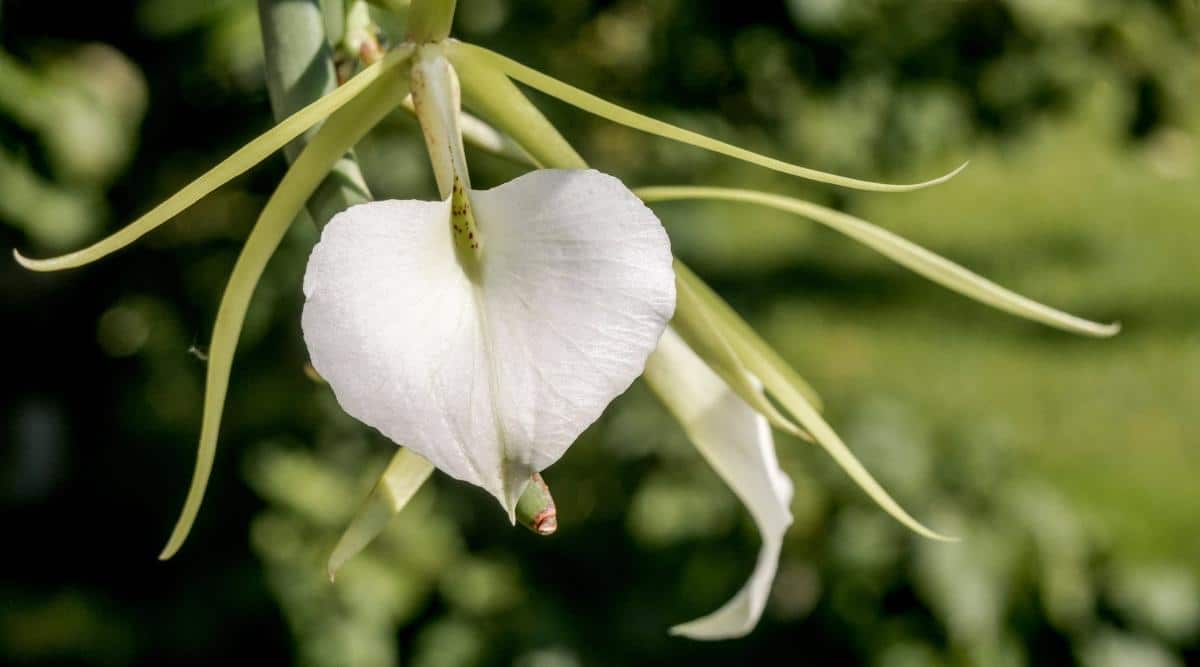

{"left": 326, "top": 543, "right": 350, "bottom": 582}
{"left": 159, "top": 513, "right": 197, "bottom": 560}
{"left": 882, "top": 160, "right": 970, "bottom": 192}
{"left": 13, "top": 248, "right": 47, "bottom": 271}
{"left": 667, "top": 625, "right": 710, "bottom": 640}
{"left": 324, "top": 449, "right": 435, "bottom": 581}
{"left": 916, "top": 525, "right": 959, "bottom": 543}
{"left": 1093, "top": 320, "right": 1122, "bottom": 338}
{"left": 10, "top": 50, "right": 414, "bottom": 278}
{"left": 919, "top": 160, "right": 970, "bottom": 189}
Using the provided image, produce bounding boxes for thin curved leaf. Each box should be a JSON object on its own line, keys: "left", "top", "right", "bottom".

{"left": 640, "top": 186, "right": 1119, "bottom": 337}
{"left": 448, "top": 41, "right": 966, "bottom": 193}
{"left": 674, "top": 261, "right": 824, "bottom": 412}
{"left": 672, "top": 262, "right": 952, "bottom": 541}
{"left": 158, "top": 69, "right": 411, "bottom": 560}
{"left": 14, "top": 45, "right": 413, "bottom": 272}
{"left": 671, "top": 266, "right": 813, "bottom": 441}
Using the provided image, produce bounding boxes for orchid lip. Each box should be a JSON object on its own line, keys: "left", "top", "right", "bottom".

{"left": 301, "top": 168, "right": 676, "bottom": 516}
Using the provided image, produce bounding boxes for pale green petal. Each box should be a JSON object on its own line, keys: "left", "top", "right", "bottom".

{"left": 451, "top": 46, "right": 585, "bottom": 170}
{"left": 14, "top": 45, "right": 413, "bottom": 272}
{"left": 770, "top": 366, "right": 953, "bottom": 542}
{"left": 400, "top": 95, "right": 540, "bottom": 167}
{"left": 447, "top": 41, "right": 966, "bottom": 193}
{"left": 643, "top": 328, "right": 793, "bottom": 639}
{"left": 640, "top": 186, "right": 1119, "bottom": 338}
{"left": 457, "top": 106, "right": 540, "bottom": 167}
{"left": 158, "top": 68, "right": 411, "bottom": 560}
{"left": 671, "top": 264, "right": 813, "bottom": 441}
{"left": 328, "top": 448, "right": 435, "bottom": 581}
{"left": 674, "top": 261, "right": 823, "bottom": 412}
{"left": 673, "top": 262, "right": 951, "bottom": 541}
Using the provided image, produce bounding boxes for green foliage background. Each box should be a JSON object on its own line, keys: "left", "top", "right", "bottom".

{"left": 2, "top": 1, "right": 1198, "bottom": 665}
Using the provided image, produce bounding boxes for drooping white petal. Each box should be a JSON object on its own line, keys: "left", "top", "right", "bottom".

{"left": 643, "top": 327, "right": 794, "bottom": 640}
{"left": 302, "top": 168, "right": 675, "bottom": 515}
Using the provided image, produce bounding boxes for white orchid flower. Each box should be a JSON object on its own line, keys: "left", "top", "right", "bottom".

{"left": 303, "top": 45, "right": 675, "bottom": 515}
{"left": 12, "top": 0, "right": 1118, "bottom": 639}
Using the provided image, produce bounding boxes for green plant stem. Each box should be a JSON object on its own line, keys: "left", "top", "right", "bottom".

{"left": 258, "top": 0, "right": 373, "bottom": 225}
{"left": 407, "top": 0, "right": 457, "bottom": 42}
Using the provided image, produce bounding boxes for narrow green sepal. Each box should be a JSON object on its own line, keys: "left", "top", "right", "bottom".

{"left": 672, "top": 261, "right": 825, "bottom": 412}
{"left": 13, "top": 45, "right": 413, "bottom": 272}
{"left": 671, "top": 262, "right": 952, "bottom": 541}
{"left": 327, "top": 447, "right": 435, "bottom": 581}
{"left": 450, "top": 43, "right": 586, "bottom": 170}
{"left": 640, "top": 186, "right": 1120, "bottom": 338}
{"left": 158, "top": 67, "right": 412, "bottom": 560}
{"left": 448, "top": 41, "right": 966, "bottom": 193}
{"left": 671, "top": 266, "right": 814, "bottom": 442}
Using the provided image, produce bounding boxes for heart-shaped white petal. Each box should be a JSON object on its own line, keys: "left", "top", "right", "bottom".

{"left": 643, "top": 327, "right": 794, "bottom": 640}
{"left": 302, "top": 168, "right": 675, "bottom": 514}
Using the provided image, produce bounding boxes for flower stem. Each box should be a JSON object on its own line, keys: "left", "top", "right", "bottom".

{"left": 408, "top": 0, "right": 457, "bottom": 42}
{"left": 258, "top": 0, "right": 373, "bottom": 226}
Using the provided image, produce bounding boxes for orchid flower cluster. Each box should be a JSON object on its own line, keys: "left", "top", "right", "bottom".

{"left": 15, "top": 0, "right": 1118, "bottom": 640}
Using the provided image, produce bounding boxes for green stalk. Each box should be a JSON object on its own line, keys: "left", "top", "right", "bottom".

{"left": 408, "top": 0, "right": 457, "bottom": 42}
{"left": 258, "top": 0, "right": 373, "bottom": 225}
